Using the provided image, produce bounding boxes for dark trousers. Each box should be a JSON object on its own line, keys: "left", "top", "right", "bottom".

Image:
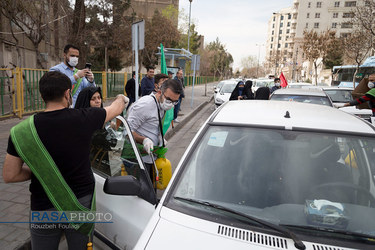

{"left": 30, "top": 194, "right": 93, "bottom": 250}
{"left": 174, "top": 96, "right": 183, "bottom": 120}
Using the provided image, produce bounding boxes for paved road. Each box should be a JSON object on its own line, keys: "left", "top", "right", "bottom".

{"left": 0, "top": 81, "right": 217, "bottom": 249}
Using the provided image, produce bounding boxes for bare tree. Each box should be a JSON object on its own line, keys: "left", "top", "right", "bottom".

{"left": 342, "top": 29, "right": 373, "bottom": 87}
{"left": 352, "top": 1, "right": 375, "bottom": 37}
{"left": 302, "top": 29, "right": 336, "bottom": 85}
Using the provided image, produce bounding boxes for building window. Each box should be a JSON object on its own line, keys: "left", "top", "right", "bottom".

{"left": 314, "top": 22, "right": 319, "bottom": 28}
{"left": 306, "top": 23, "right": 309, "bottom": 28}
{"left": 285, "top": 43, "right": 288, "bottom": 48}
{"left": 272, "top": 23, "right": 275, "bottom": 28}
{"left": 273, "top": 16, "right": 276, "bottom": 21}
{"left": 279, "top": 30, "right": 283, "bottom": 34}
{"left": 308, "top": 2, "right": 311, "bottom": 8}
{"left": 271, "top": 37, "right": 274, "bottom": 42}
{"left": 287, "top": 22, "right": 290, "bottom": 27}
{"left": 286, "top": 29, "right": 290, "bottom": 34}
{"left": 315, "top": 13, "right": 320, "bottom": 18}
{"left": 317, "top": 2, "right": 322, "bottom": 8}
{"left": 332, "top": 22, "right": 337, "bottom": 28}
{"left": 344, "top": 1, "right": 356, "bottom": 7}
{"left": 288, "top": 14, "right": 291, "bottom": 19}
{"left": 307, "top": 13, "right": 310, "bottom": 18}
{"left": 334, "top": 1, "right": 340, "bottom": 7}
{"left": 341, "top": 22, "right": 353, "bottom": 28}
{"left": 341, "top": 33, "right": 350, "bottom": 38}
{"left": 281, "top": 15, "right": 284, "bottom": 20}
{"left": 333, "top": 13, "right": 338, "bottom": 18}
{"left": 278, "top": 44, "right": 281, "bottom": 48}
{"left": 271, "top": 44, "right": 273, "bottom": 49}
{"left": 280, "top": 22, "right": 284, "bottom": 27}
{"left": 279, "top": 36, "right": 282, "bottom": 40}
{"left": 343, "top": 12, "right": 354, "bottom": 18}
{"left": 272, "top": 30, "right": 274, "bottom": 35}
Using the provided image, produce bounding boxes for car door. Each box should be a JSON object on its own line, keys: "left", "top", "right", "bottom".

{"left": 91, "top": 116, "right": 156, "bottom": 249}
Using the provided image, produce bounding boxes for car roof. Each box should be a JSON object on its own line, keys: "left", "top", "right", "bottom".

{"left": 322, "top": 87, "right": 354, "bottom": 91}
{"left": 211, "top": 100, "right": 375, "bottom": 135}
{"left": 271, "top": 88, "right": 328, "bottom": 97}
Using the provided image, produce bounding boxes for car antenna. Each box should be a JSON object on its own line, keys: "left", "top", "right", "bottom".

{"left": 284, "top": 111, "right": 291, "bottom": 118}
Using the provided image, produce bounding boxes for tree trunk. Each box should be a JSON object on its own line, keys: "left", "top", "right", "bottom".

{"left": 69, "top": 0, "right": 86, "bottom": 68}
{"left": 53, "top": 0, "right": 60, "bottom": 61}
{"left": 314, "top": 61, "right": 318, "bottom": 85}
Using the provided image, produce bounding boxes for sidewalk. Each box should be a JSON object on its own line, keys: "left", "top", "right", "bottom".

{"left": 0, "top": 81, "right": 217, "bottom": 250}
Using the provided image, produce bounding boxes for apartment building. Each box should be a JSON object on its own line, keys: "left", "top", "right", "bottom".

{"left": 266, "top": 0, "right": 365, "bottom": 82}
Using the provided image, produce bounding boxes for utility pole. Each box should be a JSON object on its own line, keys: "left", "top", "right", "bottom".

{"left": 256, "top": 44, "right": 264, "bottom": 78}
{"left": 187, "top": 0, "right": 193, "bottom": 52}
{"left": 273, "top": 12, "right": 281, "bottom": 77}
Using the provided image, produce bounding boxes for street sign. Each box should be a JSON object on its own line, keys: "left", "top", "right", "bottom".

{"left": 132, "top": 20, "right": 144, "bottom": 51}
{"left": 191, "top": 55, "right": 200, "bottom": 71}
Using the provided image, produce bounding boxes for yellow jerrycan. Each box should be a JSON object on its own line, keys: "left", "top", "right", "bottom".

{"left": 155, "top": 157, "right": 172, "bottom": 190}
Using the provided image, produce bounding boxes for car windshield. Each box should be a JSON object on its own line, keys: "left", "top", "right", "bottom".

{"left": 220, "top": 83, "right": 236, "bottom": 93}
{"left": 170, "top": 126, "right": 375, "bottom": 238}
{"left": 216, "top": 81, "right": 225, "bottom": 90}
{"left": 271, "top": 94, "right": 332, "bottom": 106}
{"left": 325, "top": 90, "right": 353, "bottom": 103}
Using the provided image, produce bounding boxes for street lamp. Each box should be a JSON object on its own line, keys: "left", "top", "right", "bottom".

{"left": 187, "top": 0, "right": 193, "bottom": 52}
{"left": 255, "top": 43, "right": 264, "bottom": 78}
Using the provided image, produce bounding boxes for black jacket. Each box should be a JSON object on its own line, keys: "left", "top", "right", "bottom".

{"left": 229, "top": 81, "right": 254, "bottom": 101}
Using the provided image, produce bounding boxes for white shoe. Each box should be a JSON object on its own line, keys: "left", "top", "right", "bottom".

{"left": 174, "top": 118, "right": 180, "bottom": 123}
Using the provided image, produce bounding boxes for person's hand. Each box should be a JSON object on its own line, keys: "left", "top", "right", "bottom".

{"left": 369, "top": 74, "right": 375, "bottom": 82}
{"left": 86, "top": 71, "right": 94, "bottom": 82}
{"left": 76, "top": 69, "right": 89, "bottom": 79}
{"left": 343, "top": 103, "right": 350, "bottom": 107}
{"left": 238, "top": 96, "right": 243, "bottom": 100}
{"left": 143, "top": 138, "right": 154, "bottom": 154}
{"left": 117, "top": 94, "right": 129, "bottom": 108}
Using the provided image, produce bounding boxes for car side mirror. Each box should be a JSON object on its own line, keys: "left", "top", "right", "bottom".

{"left": 104, "top": 176, "right": 141, "bottom": 196}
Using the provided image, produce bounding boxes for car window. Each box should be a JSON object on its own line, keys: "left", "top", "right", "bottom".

{"left": 271, "top": 94, "right": 333, "bottom": 106}
{"left": 325, "top": 90, "right": 353, "bottom": 103}
{"left": 220, "top": 83, "right": 236, "bottom": 93}
{"left": 169, "top": 126, "right": 375, "bottom": 237}
{"left": 90, "top": 117, "right": 144, "bottom": 180}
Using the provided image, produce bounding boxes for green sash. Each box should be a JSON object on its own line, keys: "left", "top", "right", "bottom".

{"left": 367, "top": 88, "right": 375, "bottom": 98}
{"left": 10, "top": 115, "right": 95, "bottom": 236}
{"left": 72, "top": 68, "right": 83, "bottom": 96}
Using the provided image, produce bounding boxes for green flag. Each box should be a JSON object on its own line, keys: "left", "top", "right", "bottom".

{"left": 160, "top": 43, "right": 174, "bottom": 135}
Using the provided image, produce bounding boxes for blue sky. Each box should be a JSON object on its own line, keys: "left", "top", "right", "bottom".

{"left": 179, "top": 0, "right": 293, "bottom": 70}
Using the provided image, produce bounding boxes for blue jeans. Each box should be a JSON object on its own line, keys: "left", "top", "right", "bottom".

{"left": 174, "top": 96, "right": 183, "bottom": 120}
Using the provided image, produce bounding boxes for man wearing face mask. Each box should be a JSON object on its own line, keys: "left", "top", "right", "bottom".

{"left": 127, "top": 79, "right": 183, "bottom": 180}
{"left": 344, "top": 74, "right": 375, "bottom": 116}
{"left": 50, "top": 44, "right": 95, "bottom": 107}
{"left": 270, "top": 78, "right": 281, "bottom": 94}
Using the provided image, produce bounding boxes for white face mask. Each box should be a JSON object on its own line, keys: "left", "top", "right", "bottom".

{"left": 68, "top": 56, "right": 78, "bottom": 67}
{"left": 275, "top": 82, "right": 281, "bottom": 87}
{"left": 160, "top": 99, "right": 174, "bottom": 111}
{"left": 368, "top": 82, "right": 374, "bottom": 89}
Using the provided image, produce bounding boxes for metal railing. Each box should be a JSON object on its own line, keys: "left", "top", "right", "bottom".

{"left": 0, "top": 68, "right": 216, "bottom": 119}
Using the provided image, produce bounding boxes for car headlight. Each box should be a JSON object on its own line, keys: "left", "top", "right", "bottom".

{"left": 216, "top": 98, "right": 224, "bottom": 104}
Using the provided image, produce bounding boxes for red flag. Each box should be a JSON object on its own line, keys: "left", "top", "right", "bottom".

{"left": 279, "top": 72, "right": 288, "bottom": 88}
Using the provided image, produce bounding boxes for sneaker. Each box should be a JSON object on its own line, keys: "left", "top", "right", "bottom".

{"left": 174, "top": 118, "right": 180, "bottom": 123}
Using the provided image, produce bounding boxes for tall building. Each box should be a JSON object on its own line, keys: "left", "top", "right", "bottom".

{"left": 266, "top": 0, "right": 366, "bottom": 82}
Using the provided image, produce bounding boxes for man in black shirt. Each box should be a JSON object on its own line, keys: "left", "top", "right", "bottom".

{"left": 3, "top": 71, "right": 128, "bottom": 249}
{"left": 125, "top": 71, "right": 140, "bottom": 110}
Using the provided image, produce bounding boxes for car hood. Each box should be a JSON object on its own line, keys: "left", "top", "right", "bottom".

{"left": 143, "top": 207, "right": 357, "bottom": 250}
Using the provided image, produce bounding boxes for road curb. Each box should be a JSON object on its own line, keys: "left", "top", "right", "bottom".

{"left": 165, "top": 96, "right": 213, "bottom": 141}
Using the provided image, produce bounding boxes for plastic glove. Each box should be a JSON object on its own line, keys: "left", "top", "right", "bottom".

{"left": 164, "top": 138, "right": 168, "bottom": 146}
{"left": 143, "top": 138, "right": 154, "bottom": 154}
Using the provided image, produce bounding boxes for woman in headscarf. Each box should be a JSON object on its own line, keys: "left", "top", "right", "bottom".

{"left": 229, "top": 81, "right": 253, "bottom": 100}
{"left": 244, "top": 80, "right": 254, "bottom": 99}
{"left": 255, "top": 87, "right": 270, "bottom": 100}
{"left": 74, "top": 86, "right": 103, "bottom": 108}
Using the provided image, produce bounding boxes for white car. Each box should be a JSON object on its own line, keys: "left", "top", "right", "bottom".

{"left": 270, "top": 88, "right": 334, "bottom": 107}
{"left": 214, "top": 81, "right": 237, "bottom": 108}
{"left": 287, "top": 82, "right": 312, "bottom": 89}
{"left": 213, "top": 80, "right": 235, "bottom": 101}
{"left": 322, "top": 87, "right": 373, "bottom": 121}
{"left": 127, "top": 101, "right": 375, "bottom": 249}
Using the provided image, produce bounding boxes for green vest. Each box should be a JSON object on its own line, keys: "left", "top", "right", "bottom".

{"left": 10, "top": 115, "right": 95, "bottom": 236}
{"left": 366, "top": 88, "right": 375, "bottom": 98}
